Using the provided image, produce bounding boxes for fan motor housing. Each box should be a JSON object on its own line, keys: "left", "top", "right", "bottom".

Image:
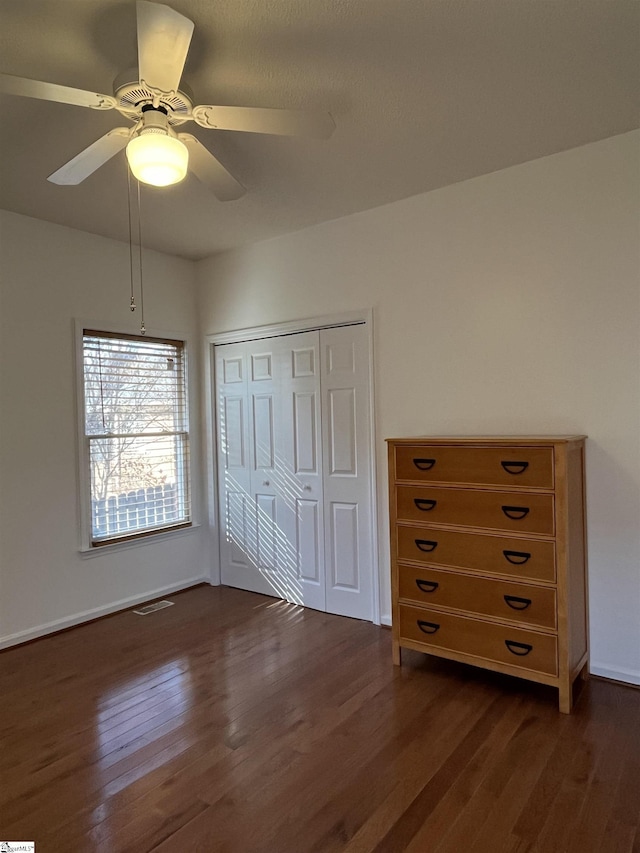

{"left": 113, "top": 68, "right": 194, "bottom": 125}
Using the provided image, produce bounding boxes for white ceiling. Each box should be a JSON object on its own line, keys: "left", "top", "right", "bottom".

{"left": 0, "top": 0, "right": 638, "bottom": 260}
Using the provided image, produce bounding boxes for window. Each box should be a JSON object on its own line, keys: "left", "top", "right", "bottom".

{"left": 82, "top": 330, "right": 191, "bottom": 546}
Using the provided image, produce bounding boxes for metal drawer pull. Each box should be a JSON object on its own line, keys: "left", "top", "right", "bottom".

{"left": 504, "top": 595, "right": 532, "bottom": 610}
{"left": 501, "top": 460, "right": 530, "bottom": 475}
{"left": 415, "top": 539, "right": 438, "bottom": 553}
{"left": 413, "top": 458, "right": 436, "bottom": 471}
{"left": 503, "top": 550, "right": 531, "bottom": 565}
{"left": 505, "top": 640, "right": 533, "bottom": 656}
{"left": 501, "top": 505, "right": 530, "bottom": 520}
{"left": 414, "top": 498, "right": 437, "bottom": 512}
{"left": 416, "top": 579, "right": 439, "bottom": 593}
{"left": 417, "top": 620, "right": 440, "bottom": 634}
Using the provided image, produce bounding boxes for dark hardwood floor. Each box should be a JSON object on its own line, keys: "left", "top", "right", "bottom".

{"left": 1, "top": 584, "right": 638, "bottom": 853}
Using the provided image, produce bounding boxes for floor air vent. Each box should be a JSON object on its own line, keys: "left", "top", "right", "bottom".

{"left": 133, "top": 600, "right": 174, "bottom": 615}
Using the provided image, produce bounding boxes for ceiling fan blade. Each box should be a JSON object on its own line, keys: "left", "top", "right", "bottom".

{"left": 0, "top": 73, "right": 116, "bottom": 110}
{"left": 192, "top": 105, "right": 336, "bottom": 139}
{"left": 136, "top": 0, "right": 194, "bottom": 94}
{"left": 180, "top": 134, "right": 245, "bottom": 201}
{"left": 48, "top": 128, "right": 131, "bottom": 185}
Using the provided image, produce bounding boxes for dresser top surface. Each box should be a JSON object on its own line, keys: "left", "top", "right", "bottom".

{"left": 386, "top": 435, "right": 587, "bottom": 445}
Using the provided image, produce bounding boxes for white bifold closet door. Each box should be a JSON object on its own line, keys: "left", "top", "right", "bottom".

{"left": 215, "top": 324, "right": 373, "bottom": 621}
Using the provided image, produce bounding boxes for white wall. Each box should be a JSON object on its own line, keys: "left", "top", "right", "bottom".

{"left": 196, "top": 131, "right": 640, "bottom": 685}
{"left": 0, "top": 211, "right": 208, "bottom": 646}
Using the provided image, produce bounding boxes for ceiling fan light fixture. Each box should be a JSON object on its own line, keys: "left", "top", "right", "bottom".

{"left": 2, "top": 0, "right": 332, "bottom": 200}
{"left": 126, "top": 130, "right": 188, "bottom": 186}
{"left": 126, "top": 109, "right": 188, "bottom": 187}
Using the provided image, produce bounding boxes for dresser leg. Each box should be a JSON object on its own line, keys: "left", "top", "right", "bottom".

{"left": 392, "top": 642, "right": 401, "bottom": 666}
{"left": 558, "top": 680, "right": 573, "bottom": 714}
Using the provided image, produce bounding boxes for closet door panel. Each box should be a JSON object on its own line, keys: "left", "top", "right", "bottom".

{"left": 252, "top": 394, "right": 275, "bottom": 470}
{"left": 297, "top": 498, "right": 321, "bottom": 584}
{"left": 247, "top": 340, "right": 284, "bottom": 597}
{"left": 278, "top": 332, "right": 325, "bottom": 610}
{"left": 217, "top": 344, "right": 260, "bottom": 589}
{"left": 226, "top": 491, "right": 250, "bottom": 568}
{"left": 255, "top": 493, "right": 277, "bottom": 571}
{"left": 293, "top": 391, "right": 318, "bottom": 474}
{"left": 331, "top": 502, "right": 360, "bottom": 590}
{"left": 322, "top": 325, "right": 373, "bottom": 620}
{"left": 328, "top": 388, "right": 357, "bottom": 475}
{"left": 222, "top": 396, "right": 246, "bottom": 469}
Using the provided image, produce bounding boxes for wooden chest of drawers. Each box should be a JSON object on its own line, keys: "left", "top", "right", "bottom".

{"left": 387, "top": 436, "right": 589, "bottom": 712}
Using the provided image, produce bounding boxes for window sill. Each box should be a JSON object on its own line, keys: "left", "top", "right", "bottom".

{"left": 79, "top": 522, "right": 200, "bottom": 557}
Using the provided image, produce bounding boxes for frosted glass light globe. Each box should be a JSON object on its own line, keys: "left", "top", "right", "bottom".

{"left": 126, "top": 132, "right": 188, "bottom": 187}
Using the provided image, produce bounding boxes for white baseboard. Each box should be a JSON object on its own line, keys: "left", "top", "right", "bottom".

{"left": 590, "top": 663, "right": 640, "bottom": 687}
{"left": 381, "top": 613, "right": 391, "bottom": 627}
{"left": 0, "top": 576, "right": 210, "bottom": 650}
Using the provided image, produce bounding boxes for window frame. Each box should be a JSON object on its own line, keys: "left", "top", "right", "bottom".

{"left": 75, "top": 320, "right": 196, "bottom": 552}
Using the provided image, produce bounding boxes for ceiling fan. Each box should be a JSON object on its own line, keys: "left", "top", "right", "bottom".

{"left": 0, "top": 0, "right": 336, "bottom": 201}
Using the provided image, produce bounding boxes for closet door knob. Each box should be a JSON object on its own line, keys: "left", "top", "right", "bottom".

{"left": 303, "top": 484, "right": 312, "bottom": 491}
{"left": 262, "top": 480, "right": 270, "bottom": 486}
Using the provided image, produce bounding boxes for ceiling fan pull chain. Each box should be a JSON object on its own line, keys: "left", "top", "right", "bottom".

{"left": 126, "top": 168, "right": 136, "bottom": 312}
{"left": 137, "top": 179, "right": 145, "bottom": 335}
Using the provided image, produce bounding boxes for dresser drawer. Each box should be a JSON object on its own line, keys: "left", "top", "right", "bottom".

{"left": 399, "top": 604, "right": 558, "bottom": 675}
{"left": 396, "top": 485, "right": 555, "bottom": 535}
{"left": 395, "top": 445, "right": 554, "bottom": 489}
{"left": 398, "top": 565, "right": 557, "bottom": 629}
{"left": 396, "top": 525, "right": 556, "bottom": 581}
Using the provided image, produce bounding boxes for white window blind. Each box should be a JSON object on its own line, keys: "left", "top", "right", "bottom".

{"left": 82, "top": 330, "right": 191, "bottom": 545}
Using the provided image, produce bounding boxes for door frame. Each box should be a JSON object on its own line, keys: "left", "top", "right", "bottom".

{"left": 204, "top": 309, "right": 381, "bottom": 625}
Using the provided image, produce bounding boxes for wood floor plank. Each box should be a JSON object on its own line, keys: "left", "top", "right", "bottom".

{"left": 565, "top": 685, "right": 638, "bottom": 853}
{"left": 1, "top": 585, "right": 638, "bottom": 853}
{"left": 597, "top": 693, "right": 640, "bottom": 853}
{"left": 433, "top": 701, "right": 559, "bottom": 852}
{"left": 255, "top": 679, "right": 490, "bottom": 852}
{"left": 364, "top": 691, "right": 508, "bottom": 853}
{"left": 401, "top": 693, "right": 531, "bottom": 853}
{"left": 467, "top": 716, "right": 578, "bottom": 851}
{"left": 520, "top": 703, "right": 614, "bottom": 851}
{"left": 473, "top": 685, "right": 601, "bottom": 852}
